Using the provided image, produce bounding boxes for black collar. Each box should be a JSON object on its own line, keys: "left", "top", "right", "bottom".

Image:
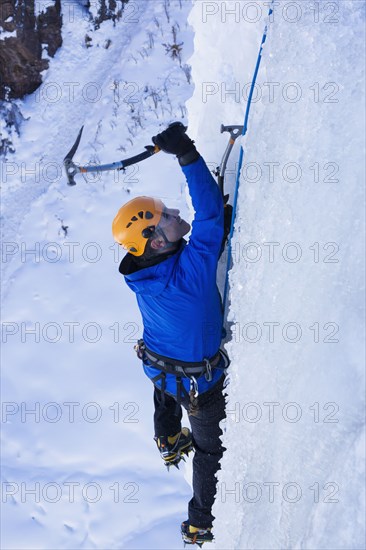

{"left": 119, "top": 239, "right": 184, "bottom": 275}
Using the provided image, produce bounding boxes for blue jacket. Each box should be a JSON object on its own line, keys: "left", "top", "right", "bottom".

{"left": 120, "top": 156, "right": 225, "bottom": 397}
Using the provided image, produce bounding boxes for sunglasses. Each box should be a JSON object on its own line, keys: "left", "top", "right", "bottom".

{"left": 141, "top": 210, "right": 178, "bottom": 239}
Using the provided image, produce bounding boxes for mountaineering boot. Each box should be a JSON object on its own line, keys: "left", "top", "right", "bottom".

{"left": 154, "top": 427, "right": 193, "bottom": 469}
{"left": 181, "top": 520, "right": 214, "bottom": 546}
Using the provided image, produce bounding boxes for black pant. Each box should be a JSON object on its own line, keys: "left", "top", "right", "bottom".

{"left": 153, "top": 376, "right": 226, "bottom": 528}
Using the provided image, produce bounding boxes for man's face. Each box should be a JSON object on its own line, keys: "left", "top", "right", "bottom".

{"left": 158, "top": 207, "right": 191, "bottom": 242}
{"left": 148, "top": 206, "right": 191, "bottom": 254}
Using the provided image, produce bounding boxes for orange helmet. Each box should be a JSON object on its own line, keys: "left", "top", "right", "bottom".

{"left": 112, "top": 196, "right": 165, "bottom": 256}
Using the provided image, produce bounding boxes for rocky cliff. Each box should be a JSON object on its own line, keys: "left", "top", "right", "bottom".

{"left": 0, "top": 0, "right": 62, "bottom": 100}
{"left": 0, "top": 0, "right": 127, "bottom": 156}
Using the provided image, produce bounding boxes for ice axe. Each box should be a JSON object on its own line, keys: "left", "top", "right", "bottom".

{"left": 63, "top": 126, "right": 160, "bottom": 186}
{"left": 215, "top": 124, "right": 244, "bottom": 195}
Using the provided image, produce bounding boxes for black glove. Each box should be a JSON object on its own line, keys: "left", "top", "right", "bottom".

{"left": 152, "top": 122, "right": 200, "bottom": 166}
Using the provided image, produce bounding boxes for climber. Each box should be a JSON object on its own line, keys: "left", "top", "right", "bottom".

{"left": 112, "top": 122, "right": 229, "bottom": 546}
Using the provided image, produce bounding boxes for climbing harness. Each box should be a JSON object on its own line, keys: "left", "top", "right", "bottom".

{"left": 134, "top": 339, "right": 230, "bottom": 414}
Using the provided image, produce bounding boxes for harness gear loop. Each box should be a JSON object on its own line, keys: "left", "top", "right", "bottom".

{"left": 134, "top": 338, "right": 146, "bottom": 360}
{"left": 190, "top": 376, "right": 199, "bottom": 398}
{"left": 204, "top": 358, "right": 213, "bottom": 382}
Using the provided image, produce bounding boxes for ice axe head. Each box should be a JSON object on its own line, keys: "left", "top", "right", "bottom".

{"left": 64, "top": 158, "right": 79, "bottom": 186}
{"left": 63, "top": 126, "right": 84, "bottom": 186}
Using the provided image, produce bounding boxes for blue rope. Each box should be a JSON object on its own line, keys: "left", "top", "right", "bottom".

{"left": 222, "top": 1, "right": 274, "bottom": 318}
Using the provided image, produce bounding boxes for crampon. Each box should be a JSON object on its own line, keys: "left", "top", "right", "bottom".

{"left": 181, "top": 520, "right": 214, "bottom": 547}
{"left": 154, "top": 427, "right": 193, "bottom": 470}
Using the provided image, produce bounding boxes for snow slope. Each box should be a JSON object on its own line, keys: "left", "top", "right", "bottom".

{"left": 1, "top": 0, "right": 365, "bottom": 549}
